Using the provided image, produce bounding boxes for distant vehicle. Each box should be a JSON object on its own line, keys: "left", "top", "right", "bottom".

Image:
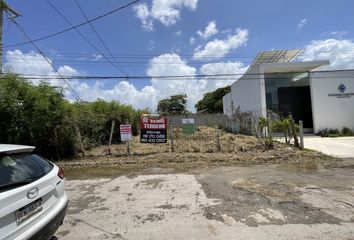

{"left": 0, "top": 144, "right": 68, "bottom": 240}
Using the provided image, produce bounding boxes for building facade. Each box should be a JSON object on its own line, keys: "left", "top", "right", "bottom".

{"left": 223, "top": 50, "right": 354, "bottom": 133}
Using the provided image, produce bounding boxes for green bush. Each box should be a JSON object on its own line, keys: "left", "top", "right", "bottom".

{"left": 319, "top": 127, "right": 353, "bottom": 137}
{"left": 0, "top": 74, "right": 75, "bottom": 159}
{"left": 0, "top": 74, "right": 144, "bottom": 160}
{"left": 328, "top": 129, "right": 339, "bottom": 134}
{"left": 342, "top": 127, "right": 353, "bottom": 136}
{"left": 319, "top": 128, "right": 329, "bottom": 137}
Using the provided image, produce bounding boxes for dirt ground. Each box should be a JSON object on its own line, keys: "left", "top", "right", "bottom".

{"left": 59, "top": 127, "right": 334, "bottom": 172}
{"left": 57, "top": 159, "right": 354, "bottom": 240}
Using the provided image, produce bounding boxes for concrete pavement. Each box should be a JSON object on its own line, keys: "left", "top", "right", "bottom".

{"left": 303, "top": 136, "right": 354, "bottom": 158}
{"left": 57, "top": 164, "right": 354, "bottom": 240}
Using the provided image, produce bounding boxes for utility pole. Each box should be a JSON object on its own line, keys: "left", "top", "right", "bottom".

{"left": 0, "top": 0, "right": 21, "bottom": 75}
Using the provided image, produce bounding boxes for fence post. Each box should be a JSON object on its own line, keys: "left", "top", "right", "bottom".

{"left": 127, "top": 140, "right": 131, "bottom": 155}
{"left": 108, "top": 120, "right": 115, "bottom": 155}
{"left": 75, "top": 125, "right": 85, "bottom": 157}
{"left": 299, "top": 120, "right": 304, "bottom": 150}
{"left": 170, "top": 119, "right": 175, "bottom": 152}
{"left": 216, "top": 125, "right": 221, "bottom": 152}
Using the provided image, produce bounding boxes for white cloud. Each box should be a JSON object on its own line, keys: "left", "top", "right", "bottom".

{"left": 4, "top": 50, "right": 53, "bottom": 75}
{"left": 301, "top": 38, "right": 354, "bottom": 70}
{"left": 198, "top": 61, "right": 248, "bottom": 94}
{"left": 197, "top": 20, "right": 218, "bottom": 40}
{"left": 132, "top": 3, "right": 154, "bottom": 31}
{"left": 173, "top": 30, "right": 182, "bottom": 36}
{"left": 146, "top": 54, "right": 247, "bottom": 110}
{"left": 3, "top": 50, "right": 83, "bottom": 99}
{"left": 133, "top": 0, "right": 198, "bottom": 30}
{"left": 190, "top": 37, "right": 195, "bottom": 45}
{"left": 4, "top": 50, "right": 247, "bottom": 112}
{"left": 297, "top": 18, "right": 308, "bottom": 31}
{"left": 148, "top": 40, "right": 155, "bottom": 51}
{"left": 92, "top": 54, "right": 103, "bottom": 61}
{"left": 193, "top": 28, "right": 249, "bottom": 60}
{"left": 328, "top": 31, "right": 348, "bottom": 39}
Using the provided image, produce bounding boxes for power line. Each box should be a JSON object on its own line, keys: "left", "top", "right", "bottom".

{"left": 4, "top": 0, "right": 141, "bottom": 48}
{"left": 10, "top": 18, "right": 82, "bottom": 101}
{"left": 15, "top": 69, "right": 354, "bottom": 81}
{"left": 6, "top": 50, "right": 354, "bottom": 58}
{"left": 73, "top": 0, "right": 129, "bottom": 77}
{"left": 46, "top": 0, "right": 127, "bottom": 76}
{"left": 6, "top": 57, "right": 354, "bottom": 65}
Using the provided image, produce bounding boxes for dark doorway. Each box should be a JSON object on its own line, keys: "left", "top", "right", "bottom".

{"left": 278, "top": 86, "right": 313, "bottom": 128}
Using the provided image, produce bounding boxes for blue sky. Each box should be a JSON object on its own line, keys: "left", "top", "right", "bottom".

{"left": 4, "top": 0, "right": 354, "bottom": 111}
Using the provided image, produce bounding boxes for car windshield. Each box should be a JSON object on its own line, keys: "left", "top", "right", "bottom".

{"left": 0, "top": 153, "right": 53, "bottom": 192}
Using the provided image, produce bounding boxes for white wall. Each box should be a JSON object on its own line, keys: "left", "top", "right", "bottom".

{"left": 310, "top": 70, "right": 354, "bottom": 133}
{"left": 228, "top": 65, "right": 266, "bottom": 118}
{"left": 222, "top": 92, "right": 232, "bottom": 117}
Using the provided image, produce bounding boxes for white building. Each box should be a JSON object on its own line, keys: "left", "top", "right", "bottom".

{"left": 223, "top": 49, "right": 354, "bottom": 133}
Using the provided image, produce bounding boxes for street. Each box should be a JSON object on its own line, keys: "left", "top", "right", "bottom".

{"left": 57, "top": 160, "right": 354, "bottom": 240}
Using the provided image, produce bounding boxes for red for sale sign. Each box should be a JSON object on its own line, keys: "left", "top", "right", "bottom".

{"left": 140, "top": 116, "right": 167, "bottom": 143}
{"left": 120, "top": 124, "right": 132, "bottom": 142}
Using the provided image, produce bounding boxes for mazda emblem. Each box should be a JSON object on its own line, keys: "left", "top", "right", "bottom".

{"left": 27, "top": 187, "right": 39, "bottom": 199}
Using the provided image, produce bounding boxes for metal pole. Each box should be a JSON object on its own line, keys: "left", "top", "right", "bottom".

{"left": 0, "top": 1, "right": 21, "bottom": 76}
{"left": 108, "top": 120, "right": 115, "bottom": 155}
{"left": 170, "top": 119, "right": 174, "bottom": 152}
{"left": 0, "top": 8, "right": 3, "bottom": 75}
{"left": 299, "top": 120, "right": 304, "bottom": 150}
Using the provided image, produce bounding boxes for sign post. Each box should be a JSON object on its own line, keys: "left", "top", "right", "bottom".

{"left": 140, "top": 116, "right": 167, "bottom": 143}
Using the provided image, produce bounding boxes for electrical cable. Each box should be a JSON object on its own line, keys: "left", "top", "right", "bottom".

{"left": 46, "top": 0, "right": 127, "bottom": 76}
{"left": 73, "top": 0, "right": 129, "bottom": 77}
{"left": 14, "top": 69, "right": 354, "bottom": 81}
{"left": 4, "top": 0, "right": 141, "bottom": 48}
{"left": 10, "top": 18, "right": 82, "bottom": 101}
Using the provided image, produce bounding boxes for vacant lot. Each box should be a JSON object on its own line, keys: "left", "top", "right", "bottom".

{"left": 59, "top": 127, "right": 334, "bottom": 172}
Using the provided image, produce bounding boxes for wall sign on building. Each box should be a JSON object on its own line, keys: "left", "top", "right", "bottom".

{"left": 328, "top": 84, "right": 354, "bottom": 98}
{"left": 182, "top": 118, "right": 195, "bottom": 135}
{"left": 140, "top": 116, "right": 167, "bottom": 143}
{"left": 120, "top": 124, "right": 132, "bottom": 142}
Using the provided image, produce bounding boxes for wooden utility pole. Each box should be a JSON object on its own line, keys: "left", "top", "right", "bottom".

{"left": 0, "top": 0, "right": 21, "bottom": 75}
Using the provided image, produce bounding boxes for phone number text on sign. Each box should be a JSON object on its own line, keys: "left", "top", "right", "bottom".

{"left": 140, "top": 117, "right": 167, "bottom": 143}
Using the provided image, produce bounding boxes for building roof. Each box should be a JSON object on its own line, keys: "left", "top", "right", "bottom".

{"left": 0, "top": 144, "right": 35, "bottom": 154}
{"left": 244, "top": 49, "right": 330, "bottom": 75}
{"left": 261, "top": 60, "right": 330, "bottom": 73}
{"left": 248, "top": 49, "right": 303, "bottom": 71}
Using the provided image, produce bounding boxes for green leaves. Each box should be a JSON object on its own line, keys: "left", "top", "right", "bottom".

{"left": 157, "top": 94, "right": 188, "bottom": 115}
{"left": 0, "top": 74, "right": 143, "bottom": 160}
{"left": 0, "top": 74, "right": 75, "bottom": 159}
{"left": 195, "top": 86, "right": 230, "bottom": 113}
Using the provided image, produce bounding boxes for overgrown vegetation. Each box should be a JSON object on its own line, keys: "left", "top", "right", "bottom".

{"left": 258, "top": 116, "right": 300, "bottom": 150}
{"left": 0, "top": 74, "right": 143, "bottom": 160}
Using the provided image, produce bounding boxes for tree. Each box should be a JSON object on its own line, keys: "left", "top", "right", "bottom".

{"left": 195, "top": 86, "right": 230, "bottom": 113}
{"left": 0, "top": 74, "right": 75, "bottom": 159}
{"left": 157, "top": 94, "right": 188, "bottom": 115}
{"left": 0, "top": 74, "right": 144, "bottom": 160}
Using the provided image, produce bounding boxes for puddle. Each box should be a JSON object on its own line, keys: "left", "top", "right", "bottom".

{"left": 277, "top": 162, "right": 319, "bottom": 174}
